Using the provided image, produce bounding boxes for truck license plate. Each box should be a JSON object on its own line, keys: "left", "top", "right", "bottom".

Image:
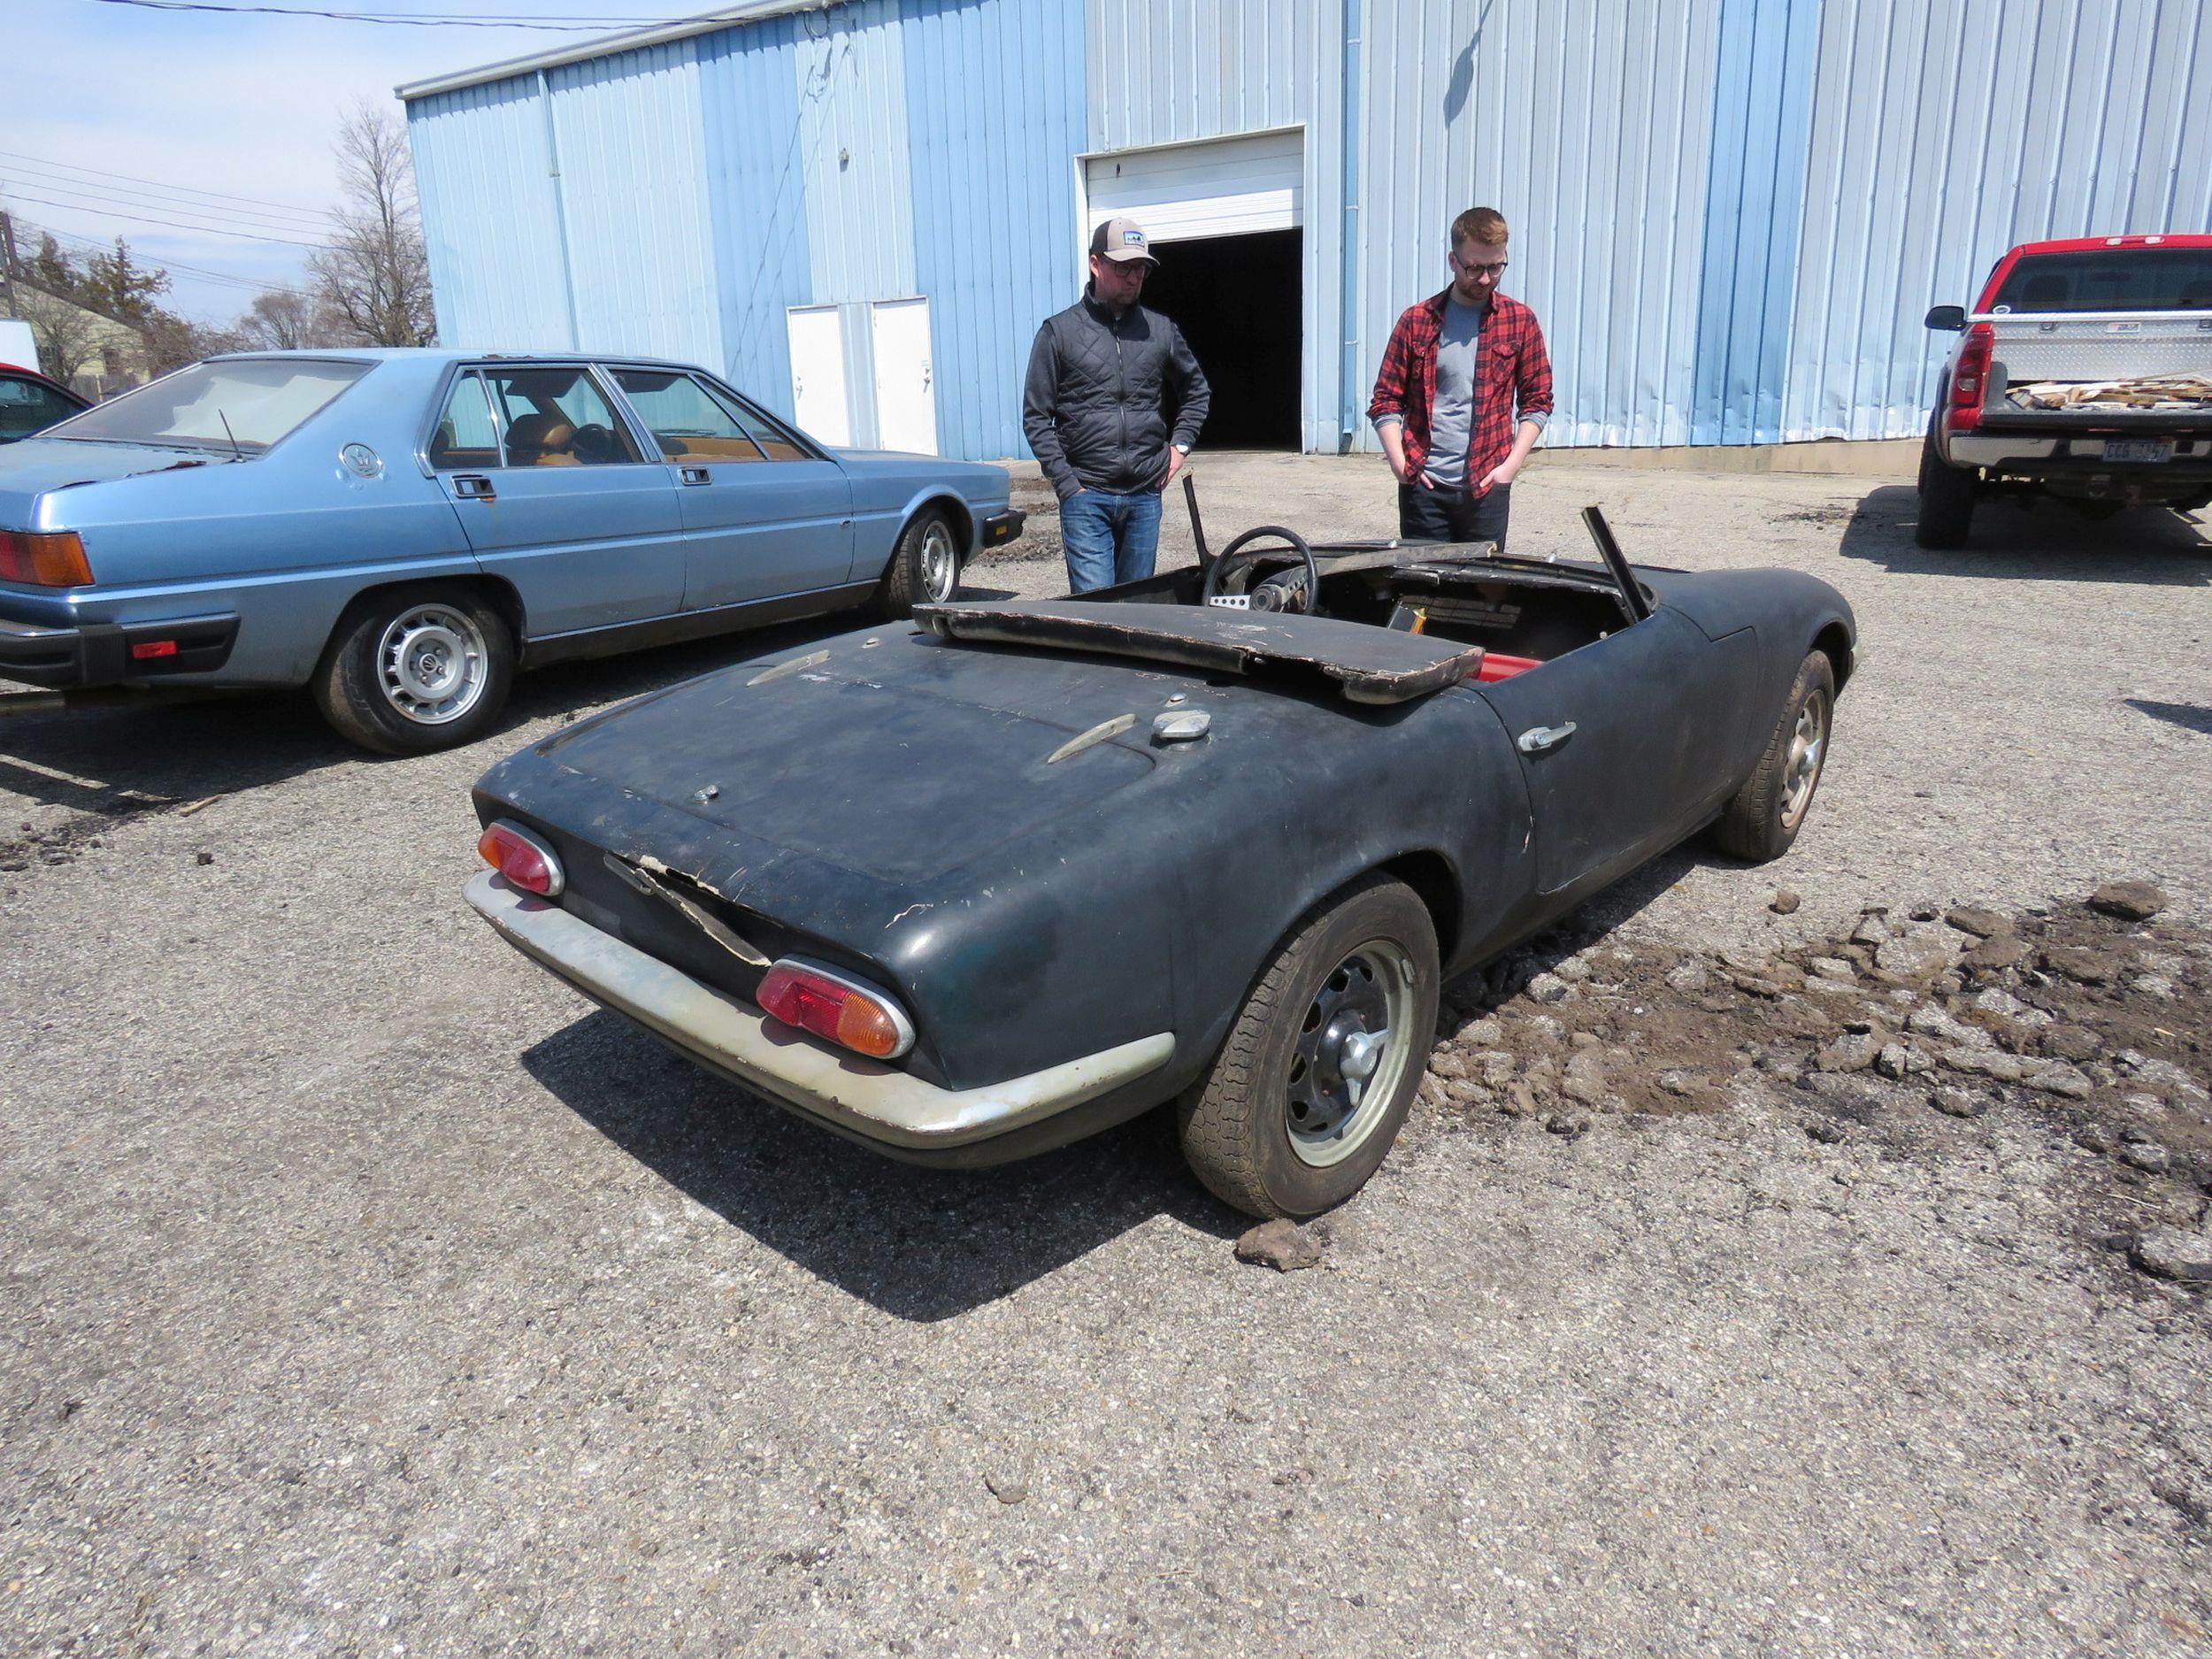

{"left": 2104, "top": 439, "right": 2174, "bottom": 464}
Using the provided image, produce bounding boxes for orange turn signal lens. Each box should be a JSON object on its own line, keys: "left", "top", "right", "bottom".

{"left": 476, "top": 820, "right": 564, "bottom": 896}
{"left": 0, "top": 530, "right": 95, "bottom": 588}
{"left": 757, "top": 959, "right": 915, "bottom": 1060}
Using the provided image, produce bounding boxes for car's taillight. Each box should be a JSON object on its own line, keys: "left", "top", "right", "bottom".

{"left": 757, "top": 958, "right": 915, "bottom": 1060}
{"left": 476, "top": 819, "right": 565, "bottom": 896}
{"left": 1948, "top": 322, "right": 1995, "bottom": 433}
{"left": 0, "top": 529, "right": 94, "bottom": 587}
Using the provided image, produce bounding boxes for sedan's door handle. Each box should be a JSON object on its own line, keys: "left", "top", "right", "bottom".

{"left": 453, "top": 474, "right": 495, "bottom": 501}
{"left": 680, "top": 466, "right": 710, "bottom": 486}
{"left": 1517, "top": 721, "right": 1577, "bottom": 755}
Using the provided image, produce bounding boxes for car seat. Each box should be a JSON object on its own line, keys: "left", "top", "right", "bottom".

{"left": 503, "top": 411, "right": 578, "bottom": 465}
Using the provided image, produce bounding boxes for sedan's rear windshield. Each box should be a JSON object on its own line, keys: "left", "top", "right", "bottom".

{"left": 47, "top": 357, "right": 372, "bottom": 453}
{"left": 1989, "top": 249, "right": 2212, "bottom": 314}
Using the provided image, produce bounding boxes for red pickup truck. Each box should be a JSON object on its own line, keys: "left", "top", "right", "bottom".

{"left": 1917, "top": 234, "right": 2212, "bottom": 548}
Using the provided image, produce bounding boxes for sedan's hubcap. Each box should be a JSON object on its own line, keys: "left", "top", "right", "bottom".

{"left": 1286, "top": 944, "right": 1416, "bottom": 1168}
{"left": 919, "top": 522, "right": 957, "bottom": 603}
{"left": 377, "top": 604, "right": 488, "bottom": 726}
{"left": 1781, "top": 688, "right": 1829, "bottom": 830}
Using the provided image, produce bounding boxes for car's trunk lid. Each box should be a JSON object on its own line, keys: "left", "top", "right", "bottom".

{"left": 0, "top": 438, "right": 241, "bottom": 525}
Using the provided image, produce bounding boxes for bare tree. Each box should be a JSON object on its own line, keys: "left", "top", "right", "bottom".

{"left": 17, "top": 287, "right": 103, "bottom": 385}
{"left": 235, "top": 288, "right": 321, "bottom": 350}
{"left": 309, "top": 104, "right": 436, "bottom": 348}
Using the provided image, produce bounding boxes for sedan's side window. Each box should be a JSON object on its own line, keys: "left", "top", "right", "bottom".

{"left": 612, "top": 368, "right": 768, "bottom": 464}
{"left": 481, "top": 366, "right": 643, "bottom": 467}
{"left": 712, "top": 386, "right": 810, "bottom": 462}
{"left": 429, "top": 372, "right": 502, "bottom": 470}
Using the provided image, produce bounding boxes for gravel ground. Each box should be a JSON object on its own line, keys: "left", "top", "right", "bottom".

{"left": 3, "top": 455, "right": 2209, "bottom": 1656}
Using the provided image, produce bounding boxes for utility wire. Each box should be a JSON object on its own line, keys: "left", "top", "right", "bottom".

{"left": 80, "top": 0, "right": 680, "bottom": 29}
{"left": 0, "top": 150, "right": 332, "bottom": 227}
{"left": 0, "top": 190, "right": 328, "bottom": 249}
{"left": 3, "top": 173, "right": 335, "bottom": 238}
{"left": 12, "top": 216, "right": 315, "bottom": 303}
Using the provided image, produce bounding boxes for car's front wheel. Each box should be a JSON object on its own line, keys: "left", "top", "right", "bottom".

{"left": 1712, "top": 649, "right": 1834, "bottom": 863}
{"left": 1179, "top": 876, "right": 1440, "bottom": 1219}
{"left": 877, "top": 508, "right": 962, "bottom": 618}
{"left": 312, "top": 583, "right": 515, "bottom": 755}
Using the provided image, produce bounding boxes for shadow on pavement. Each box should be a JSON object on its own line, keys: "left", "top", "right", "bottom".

{"left": 522, "top": 1008, "right": 1240, "bottom": 1322}
{"left": 2127, "top": 699, "right": 2212, "bottom": 738}
{"left": 1838, "top": 484, "right": 2212, "bottom": 586}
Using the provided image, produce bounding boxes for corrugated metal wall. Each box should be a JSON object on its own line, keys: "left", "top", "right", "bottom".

{"left": 404, "top": 0, "right": 2212, "bottom": 461}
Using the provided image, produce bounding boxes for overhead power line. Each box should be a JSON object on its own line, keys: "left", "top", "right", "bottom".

{"left": 0, "top": 189, "right": 328, "bottom": 250}
{"left": 2, "top": 172, "right": 334, "bottom": 239}
{"left": 81, "top": 0, "right": 676, "bottom": 29}
{"left": 12, "top": 216, "right": 315, "bottom": 303}
{"left": 0, "top": 150, "right": 332, "bottom": 226}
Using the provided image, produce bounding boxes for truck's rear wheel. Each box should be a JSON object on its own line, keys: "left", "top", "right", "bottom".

{"left": 1916, "top": 426, "right": 1978, "bottom": 549}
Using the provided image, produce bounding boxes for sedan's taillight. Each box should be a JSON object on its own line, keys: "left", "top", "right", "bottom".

{"left": 476, "top": 819, "right": 565, "bottom": 896}
{"left": 757, "top": 958, "right": 915, "bottom": 1060}
{"left": 0, "top": 529, "right": 94, "bottom": 587}
{"left": 1947, "top": 322, "right": 1995, "bottom": 434}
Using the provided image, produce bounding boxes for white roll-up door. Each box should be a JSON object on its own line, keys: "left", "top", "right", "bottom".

{"left": 1082, "top": 128, "right": 1303, "bottom": 243}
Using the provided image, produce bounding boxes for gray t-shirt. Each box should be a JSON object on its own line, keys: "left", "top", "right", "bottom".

{"left": 1420, "top": 297, "right": 1486, "bottom": 487}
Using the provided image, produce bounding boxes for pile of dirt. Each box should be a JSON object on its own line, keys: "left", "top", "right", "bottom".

{"left": 1419, "top": 885, "right": 2212, "bottom": 1276}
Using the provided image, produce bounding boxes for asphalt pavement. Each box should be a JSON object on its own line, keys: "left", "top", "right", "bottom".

{"left": 4, "top": 453, "right": 2208, "bottom": 1657}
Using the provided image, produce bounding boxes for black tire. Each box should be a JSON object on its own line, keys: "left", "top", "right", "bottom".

{"left": 1712, "top": 649, "right": 1835, "bottom": 864}
{"left": 1179, "top": 876, "right": 1440, "bottom": 1219}
{"left": 311, "top": 582, "right": 515, "bottom": 755}
{"left": 876, "top": 508, "right": 962, "bottom": 618}
{"left": 1916, "top": 425, "right": 1977, "bottom": 549}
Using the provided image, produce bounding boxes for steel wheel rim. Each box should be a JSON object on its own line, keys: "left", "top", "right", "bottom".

{"left": 919, "top": 521, "right": 958, "bottom": 603}
{"left": 1780, "top": 687, "right": 1828, "bottom": 830}
{"left": 376, "top": 603, "right": 488, "bottom": 726}
{"left": 1286, "top": 941, "right": 1417, "bottom": 1168}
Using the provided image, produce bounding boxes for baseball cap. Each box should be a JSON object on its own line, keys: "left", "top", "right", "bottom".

{"left": 1089, "top": 218, "right": 1159, "bottom": 265}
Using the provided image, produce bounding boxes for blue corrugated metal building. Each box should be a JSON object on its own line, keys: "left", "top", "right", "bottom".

{"left": 399, "top": 0, "right": 2212, "bottom": 461}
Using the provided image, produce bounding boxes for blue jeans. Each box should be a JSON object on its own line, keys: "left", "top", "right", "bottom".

{"left": 1060, "top": 488, "right": 1164, "bottom": 593}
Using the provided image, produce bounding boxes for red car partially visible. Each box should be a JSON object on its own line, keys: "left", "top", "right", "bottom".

{"left": 0, "top": 362, "right": 90, "bottom": 444}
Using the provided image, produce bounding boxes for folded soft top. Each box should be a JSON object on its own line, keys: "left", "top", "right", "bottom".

{"left": 913, "top": 600, "right": 1485, "bottom": 705}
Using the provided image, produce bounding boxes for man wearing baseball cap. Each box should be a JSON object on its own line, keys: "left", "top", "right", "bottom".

{"left": 1023, "top": 218, "right": 1212, "bottom": 592}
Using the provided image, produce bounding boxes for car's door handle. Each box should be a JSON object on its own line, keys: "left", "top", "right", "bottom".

{"left": 680, "top": 466, "right": 710, "bottom": 486}
{"left": 452, "top": 474, "right": 495, "bottom": 501}
{"left": 1517, "top": 721, "right": 1577, "bottom": 755}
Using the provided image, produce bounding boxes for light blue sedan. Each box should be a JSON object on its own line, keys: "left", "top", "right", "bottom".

{"left": 0, "top": 349, "right": 1022, "bottom": 751}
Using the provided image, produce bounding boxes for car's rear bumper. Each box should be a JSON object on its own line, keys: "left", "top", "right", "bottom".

{"left": 465, "top": 870, "right": 1174, "bottom": 1160}
{"left": 0, "top": 610, "right": 238, "bottom": 688}
{"left": 980, "top": 508, "right": 1025, "bottom": 549}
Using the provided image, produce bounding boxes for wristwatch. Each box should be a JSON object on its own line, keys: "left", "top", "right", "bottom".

{"left": 1174, "top": 443, "right": 1191, "bottom": 455}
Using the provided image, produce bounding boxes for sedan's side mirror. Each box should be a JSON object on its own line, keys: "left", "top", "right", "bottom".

{"left": 1924, "top": 303, "right": 1967, "bottom": 332}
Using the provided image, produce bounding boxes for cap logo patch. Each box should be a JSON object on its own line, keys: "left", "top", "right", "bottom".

{"left": 1123, "top": 230, "right": 1144, "bottom": 245}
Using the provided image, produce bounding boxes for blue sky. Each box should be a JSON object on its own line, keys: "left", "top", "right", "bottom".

{"left": 4, "top": 0, "right": 681, "bottom": 325}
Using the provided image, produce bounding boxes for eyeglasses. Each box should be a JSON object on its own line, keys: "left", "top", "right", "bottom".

{"left": 1455, "top": 257, "right": 1509, "bottom": 277}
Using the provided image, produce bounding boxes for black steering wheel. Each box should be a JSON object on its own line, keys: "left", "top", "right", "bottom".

{"left": 569, "top": 422, "right": 621, "bottom": 463}
{"left": 1201, "top": 526, "right": 1322, "bottom": 615}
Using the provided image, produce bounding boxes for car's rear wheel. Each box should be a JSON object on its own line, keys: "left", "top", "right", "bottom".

{"left": 1916, "top": 425, "right": 1978, "bottom": 549}
{"left": 313, "top": 583, "right": 514, "bottom": 755}
{"left": 877, "top": 508, "right": 961, "bottom": 618}
{"left": 1179, "top": 876, "right": 1440, "bottom": 1219}
{"left": 1713, "top": 649, "right": 1834, "bottom": 863}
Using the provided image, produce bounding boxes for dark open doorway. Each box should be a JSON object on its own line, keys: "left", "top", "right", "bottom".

{"left": 1144, "top": 227, "right": 1302, "bottom": 450}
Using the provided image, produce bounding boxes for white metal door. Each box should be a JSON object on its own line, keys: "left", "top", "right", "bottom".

{"left": 1082, "top": 128, "right": 1303, "bottom": 246}
{"left": 870, "top": 297, "right": 938, "bottom": 456}
{"left": 786, "top": 304, "right": 850, "bottom": 446}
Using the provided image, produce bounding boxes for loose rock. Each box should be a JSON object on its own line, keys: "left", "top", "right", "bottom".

{"left": 2039, "top": 945, "right": 2123, "bottom": 987}
{"left": 2089, "top": 880, "right": 2168, "bottom": 922}
{"left": 1944, "top": 905, "right": 2013, "bottom": 939}
{"left": 2129, "top": 1226, "right": 2212, "bottom": 1283}
{"left": 1234, "top": 1220, "right": 1323, "bottom": 1272}
{"left": 1874, "top": 927, "right": 1958, "bottom": 981}
{"left": 1874, "top": 1042, "right": 1911, "bottom": 1079}
{"left": 2117, "top": 1140, "right": 2171, "bottom": 1176}
{"left": 1562, "top": 1048, "right": 1609, "bottom": 1106}
{"left": 1816, "top": 1033, "right": 1882, "bottom": 1073}
{"left": 1545, "top": 1111, "right": 1590, "bottom": 1140}
{"left": 1929, "top": 1087, "right": 1986, "bottom": 1118}
{"left": 1962, "top": 935, "right": 2032, "bottom": 974}
{"left": 1770, "top": 889, "right": 1801, "bottom": 915}
{"left": 1525, "top": 972, "right": 1574, "bottom": 1005}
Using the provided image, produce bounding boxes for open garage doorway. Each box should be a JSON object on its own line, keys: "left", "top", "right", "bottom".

{"left": 1083, "top": 128, "right": 1305, "bottom": 453}
{"left": 1145, "top": 228, "right": 1301, "bottom": 450}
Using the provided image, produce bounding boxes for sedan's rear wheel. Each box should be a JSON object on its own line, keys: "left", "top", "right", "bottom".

{"left": 1179, "top": 876, "right": 1440, "bottom": 1219}
{"left": 313, "top": 583, "right": 514, "bottom": 755}
{"left": 1712, "top": 649, "right": 1834, "bottom": 863}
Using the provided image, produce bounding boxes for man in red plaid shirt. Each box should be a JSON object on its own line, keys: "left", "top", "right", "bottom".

{"left": 1368, "top": 206, "right": 1553, "bottom": 552}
